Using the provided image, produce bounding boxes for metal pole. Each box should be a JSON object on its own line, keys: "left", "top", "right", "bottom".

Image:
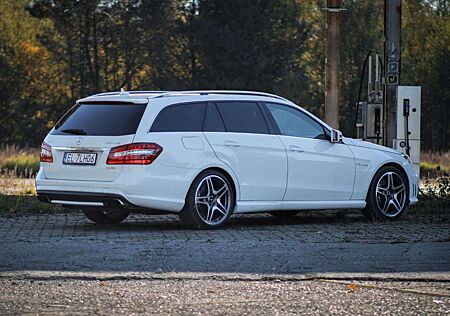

{"left": 325, "top": 0, "right": 342, "bottom": 129}
{"left": 368, "top": 55, "right": 373, "bottom": 102}
{"left": 383, "top": 0, "right": 401, "bottom": 147}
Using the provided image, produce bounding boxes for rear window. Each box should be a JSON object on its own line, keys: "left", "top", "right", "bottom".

{"left": 215, "top": 101, "right": 269, "bottom": 134}
{"left": 52, "top": 102, "right": 147, "bottom": 136}
{"left": 150, "top": 102, "right": 205, "bottom": 132}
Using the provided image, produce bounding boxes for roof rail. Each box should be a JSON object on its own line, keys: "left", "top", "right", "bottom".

{"left": 153, "top": 90, "right": 288, "bottom": 101}
{"left": 93, "top": 90, "right": 168, "bottom": 97}
{"left": 91, "top": 90, "right": 288, "bottom": 101}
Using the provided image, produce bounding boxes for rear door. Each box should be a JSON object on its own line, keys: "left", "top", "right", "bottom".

{"left": 43, "top": 101, "right": 147, "bottom": 182}
{"left": 203, "top": 101, "right": 287, "bottom": 201}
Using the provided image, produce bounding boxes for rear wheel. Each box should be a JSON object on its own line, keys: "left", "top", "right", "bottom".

{"left": 268, "top": 211, "right": 299, "bottom": 218}
{"left": 179, "top": 170, "right": 235, "bottom": 229}
{"left": 362, "top": 166, "right": 408, "bottom": 221}
{"left": 82, "top": 209, "right": 129, "bottom": 224}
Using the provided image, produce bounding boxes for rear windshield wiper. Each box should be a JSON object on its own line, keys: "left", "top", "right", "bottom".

{"left": 61, "top": 128, "right": 87, "bottom": 135}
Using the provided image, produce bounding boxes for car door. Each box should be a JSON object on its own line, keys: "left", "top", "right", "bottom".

{"left": 263, "top": 102, "right": 355, "bottom": 201}
{"left": 203, "top": 101, "right": 288, "bottom": 201}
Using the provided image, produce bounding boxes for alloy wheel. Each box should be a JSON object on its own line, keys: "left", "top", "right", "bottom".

{"left": 194, "top": 175, "right": 231, "bottom": 225}
{"left": 375, "top": 171, "right": 407, "bottom": 217}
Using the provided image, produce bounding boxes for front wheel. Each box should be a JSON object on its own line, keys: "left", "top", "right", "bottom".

{"left": 82, "top": 209, "right": 129, "bottom": 224}
{"left": 362, "top": 166, "right": 408, "bottom": 221}
{"left": 179, "top": 170, "right": 235, "bottom": 229}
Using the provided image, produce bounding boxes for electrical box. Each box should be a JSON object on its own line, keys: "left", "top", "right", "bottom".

{"left": 393, "top": 86, "right": 421, "bottom": 175}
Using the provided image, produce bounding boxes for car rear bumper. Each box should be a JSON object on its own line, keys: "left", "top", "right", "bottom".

{"left": 36, "top": 190, "right": 174, "bottom": 214}
{"left": 35, "top": 166, "right": 190, "bottom": 213}
{"left": 37, "top": 190, "right": 133, "bottom": 208}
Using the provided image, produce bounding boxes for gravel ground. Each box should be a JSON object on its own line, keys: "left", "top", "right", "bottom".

{"left": 0, "top": 278, "right": 449, "bottom": 315}
{"left": 0, "top": 211, "right": 449, "bottom": 315}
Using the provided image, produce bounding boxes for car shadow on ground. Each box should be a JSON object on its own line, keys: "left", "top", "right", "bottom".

{"left": 83, "top": 210, "right": 370, "bottom": 232}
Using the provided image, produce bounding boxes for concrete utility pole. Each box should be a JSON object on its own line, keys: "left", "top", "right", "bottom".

{"left": 324, "top": 0, "right": 342, "bottom": 129}
{"left": 384, "top": 0, "right": 402, "bottom": 147}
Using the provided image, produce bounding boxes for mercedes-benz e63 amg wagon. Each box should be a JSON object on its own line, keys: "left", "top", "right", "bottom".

{"left": 36, "top": 90, "right": 419, "bottom": 229}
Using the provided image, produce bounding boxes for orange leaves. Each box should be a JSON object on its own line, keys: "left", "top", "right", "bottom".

{"left": 21, "top": 40, "right": 41, "bottom": 54}
{"left": 346, "top": 282, "right": 357, "bottom": 293}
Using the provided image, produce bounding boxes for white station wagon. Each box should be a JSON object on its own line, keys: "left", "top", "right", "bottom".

{"left": 36, "top": 90, "right": 419, "bottom": 229}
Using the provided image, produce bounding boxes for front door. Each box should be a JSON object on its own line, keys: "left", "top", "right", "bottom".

{"left": 264, "top": 102, "right": 355, "bottom": 201}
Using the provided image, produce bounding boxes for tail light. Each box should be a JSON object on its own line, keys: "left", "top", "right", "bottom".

{"left": 40, "top": 142, "right": 53, "bottom": 163}
{"left": 107, "top": 143, "right": 163, "bottom": 165}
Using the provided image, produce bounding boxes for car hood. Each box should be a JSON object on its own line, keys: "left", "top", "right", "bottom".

{"left": 342, "top": 137, "right": 401, "bottom": 155}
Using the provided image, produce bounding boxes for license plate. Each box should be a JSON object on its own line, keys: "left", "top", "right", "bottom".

{"left": 63, "top": 152, "right": 97, "bottom": 165}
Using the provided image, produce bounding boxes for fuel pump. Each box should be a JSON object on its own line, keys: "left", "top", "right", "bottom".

{"left": 354, "top": 1, "right": 422, "bottom": 176}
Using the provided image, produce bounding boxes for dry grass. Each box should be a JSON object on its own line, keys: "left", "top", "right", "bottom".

{"left": 0, "top": 177, "right": 35, "bottom": 196}
{"left": 0, "top": 145, "right": 64, "bottom": 213}
{"left": 0, "top": 144, "right": 39, "bottom": 178}
{"left": 420, "top": 150, "right": 450, "bottom": 178}
{"left": 0, "top": 144, "right": 39, "bottom": 196}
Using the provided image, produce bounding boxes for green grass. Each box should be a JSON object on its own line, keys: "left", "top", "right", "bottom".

{"left": 0, "top": 195, "right": 66, "bottom": 215}
{"left": 408, "top": 198, "right": 450, "bottom": 218}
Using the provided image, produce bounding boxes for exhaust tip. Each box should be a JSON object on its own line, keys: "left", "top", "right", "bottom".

{"left": 104, "top": 199, "right": 125, "bottom": 207}
{"left": 37, "top": 195, "right": 50, "bottom": 203}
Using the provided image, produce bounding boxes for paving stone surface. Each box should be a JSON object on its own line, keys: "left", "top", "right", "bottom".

{"left": 0, "top": 211, "right": 449, "bottom": 315}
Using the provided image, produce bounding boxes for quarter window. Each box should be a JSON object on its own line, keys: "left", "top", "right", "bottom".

{"left": 265, "top": 103, "right": 326, "bottom": 139}
{"left": 150, "top": 102, "right": 206, "bottom": 132}
{"left": 215, "top": 101, "right": 269, "bottom": 134}
{"left": 204, "top": 103, "right": 226, "bottom": 132}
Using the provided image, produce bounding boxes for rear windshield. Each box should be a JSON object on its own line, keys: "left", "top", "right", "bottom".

{"left": 51, "top": 102, "right": 147, "bottom": 136}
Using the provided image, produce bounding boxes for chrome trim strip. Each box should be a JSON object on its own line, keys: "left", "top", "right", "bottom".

{"left": 51, "top": 200, "right": 104, "bottom": 206}
{"left": 52, "top": 147, "right": 109, "bottom": 151}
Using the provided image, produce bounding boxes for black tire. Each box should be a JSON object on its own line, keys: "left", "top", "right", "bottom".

{"left": 362, "top": 165, "right": 409, "bottom": 221}
{"left": 179, "top": 170, "right": 235, "bottom": 229}
{"left": 268, "top": 211, "right": 299, "bottom": 218}
{"left": 82, "top": 209, "right": 129, "bottom": 224}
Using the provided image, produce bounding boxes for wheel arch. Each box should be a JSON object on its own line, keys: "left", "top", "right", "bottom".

{"left": 205, "top": 167, "right": 238, "bottom": 201}
{"left": 187, "top": 166, "right": 239, "bottom": 208}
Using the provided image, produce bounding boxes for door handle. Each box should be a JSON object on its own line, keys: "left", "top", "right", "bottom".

{"left": 289, "top": 145, "right": 304, "bottom": 152}
{"left": 224, "top": 140, "right": 241, "bottom": 147}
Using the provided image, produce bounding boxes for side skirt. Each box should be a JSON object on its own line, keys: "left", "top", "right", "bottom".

{"left": 234, "top": 200, "right": 366, "bottom": 214}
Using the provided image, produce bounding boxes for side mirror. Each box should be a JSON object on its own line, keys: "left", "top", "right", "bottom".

{"left": 330, "top": 129, "right": 343, "bottom": 143}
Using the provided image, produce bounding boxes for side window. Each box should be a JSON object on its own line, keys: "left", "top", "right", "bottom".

{"left": 150, "top": 102, "right": 205, "bottom": 132}
{"left": 215, "top": 101, "right": 269, "bottom": 134}
{"left": 204, "top": 102, "right": 226, "bottom": 132}
{"left": 265, "top": 103, "right": 326, "bottom": 139}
